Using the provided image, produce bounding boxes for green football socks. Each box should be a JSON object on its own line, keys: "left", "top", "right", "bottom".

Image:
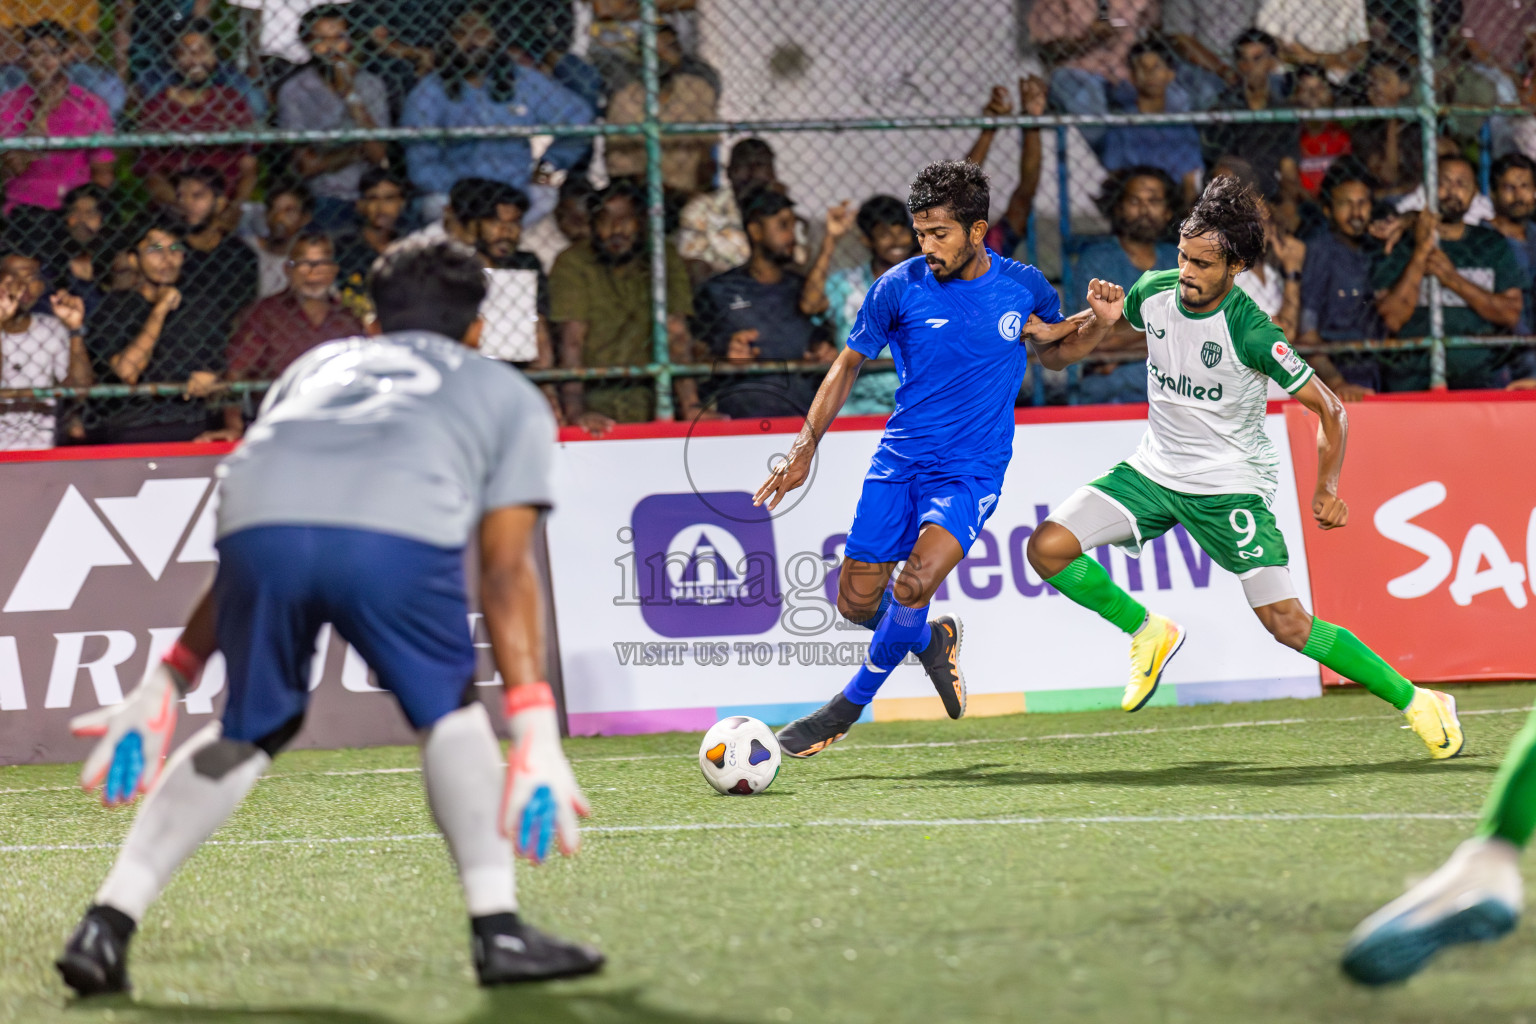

{"left": 1300, "top": 619, "right": 1415, "bottom": 712}
{"left": 1046, "top": 556, "right": 1147, "bottom": 635}
{"left": 1478, "top": 710, "right": 1536, "bottom": 847}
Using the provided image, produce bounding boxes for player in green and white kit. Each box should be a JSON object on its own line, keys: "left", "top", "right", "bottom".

{"left": 1020, "top": 175, "right": 1463, "bottom": 760}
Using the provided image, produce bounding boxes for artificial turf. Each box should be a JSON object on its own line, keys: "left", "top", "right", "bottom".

{"left": 2, "top": 683, "right": 1535, "bottom": 1024}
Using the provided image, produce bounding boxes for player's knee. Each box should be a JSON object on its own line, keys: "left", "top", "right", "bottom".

{"left": 1026, "top": 523, "right": 1079, "bottom": 579}
{"left": 1265, "top": 608, "right": 1313, "bottom": 651}
{"left": 836, "top": 589, "right": 878, "bottom": 624}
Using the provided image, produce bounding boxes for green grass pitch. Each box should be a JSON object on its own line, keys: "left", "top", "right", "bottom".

{"left": 3, "top": 685, "right": 1535, "bottom": 1024}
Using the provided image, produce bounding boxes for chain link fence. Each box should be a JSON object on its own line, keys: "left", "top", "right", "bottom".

{"left": 0, "top": 0, "right": 1533, "bottom": 445}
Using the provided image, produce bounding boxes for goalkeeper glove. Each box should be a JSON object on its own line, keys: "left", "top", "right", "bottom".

{"left": 70, "top": 641, "right": 202, "bottom": 806}
{"left": 501, "top": 682, "right": 589, "bottom": 863}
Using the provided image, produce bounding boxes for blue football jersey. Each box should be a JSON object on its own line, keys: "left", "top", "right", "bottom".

{"left": 846, "top": 250, "right": 1064, "bottom": 480}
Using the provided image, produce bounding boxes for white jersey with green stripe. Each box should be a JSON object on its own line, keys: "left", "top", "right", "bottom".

{"left": 1119, "top": 269, "right": 1314, "bottom": 503}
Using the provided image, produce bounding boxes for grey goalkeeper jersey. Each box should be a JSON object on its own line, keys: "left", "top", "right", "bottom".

{"left": 216, "top": 330, "right": 555, "bottom": 548}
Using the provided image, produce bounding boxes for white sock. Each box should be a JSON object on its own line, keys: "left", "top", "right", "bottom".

{"left": 95, "top": 722, "right": 270, "bottom": 922}
{"left": 421, "top": 702, "right": 517, "bottom": 917}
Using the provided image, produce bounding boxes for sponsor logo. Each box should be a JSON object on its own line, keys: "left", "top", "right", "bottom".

{"left": 1201, "top": 341, "right": 1223, "bottom": 368}
{"left": 4, "top": 480, "right": 219, "bottom": 614}
{"left": 1147, "top": 322, "right": 1167, "bottom": 339}
{"left": 925, "top": 318, "right": 949, "bottom": 329}
{"left": 1147, "top": 362, "right": 1224, "bottom": 402}
{"left": 997, "top": 311, "right": 1022, "bottom": 341}
{"left": 630, "top": 492, "right": 780, "bottom": 638}
{"left": 1272, "top": 340, "right": 1307, "bottom": 377}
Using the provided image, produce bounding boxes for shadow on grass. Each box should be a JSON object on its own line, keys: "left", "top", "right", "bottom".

{"left": 84, "top": 986, "right": 753, "bottom": 1024}
{"left": 822, "top": 756, "right": 1498, "bottom": 789}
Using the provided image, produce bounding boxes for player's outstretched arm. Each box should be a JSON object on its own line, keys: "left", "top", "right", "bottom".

{"left": 71, "top": 587, "right": 216, "bottom": 806}
{"left": 754, "top": 346, "right": 866, "bottom": 511}
{"left": 1030, "top": 279, "right": 1134, "bottom": 370}
{"left": 480, "top": 505, "right": 589, "bottom": 863}
{"left": 1294, "top": 376, "right": 1350, "bottom": 531}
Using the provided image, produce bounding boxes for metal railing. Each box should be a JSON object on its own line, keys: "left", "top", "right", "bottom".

{"left": 1, "top": 0, "right": 1532, "bottom": 426}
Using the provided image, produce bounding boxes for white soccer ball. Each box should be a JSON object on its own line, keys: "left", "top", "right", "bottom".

{"left": 698, "top": 716, "right": 781, "bottom": 795}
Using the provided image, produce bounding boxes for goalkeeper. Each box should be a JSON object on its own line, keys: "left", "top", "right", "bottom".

{"left": 56, "top": 238, "right": 602, "bottom": 996}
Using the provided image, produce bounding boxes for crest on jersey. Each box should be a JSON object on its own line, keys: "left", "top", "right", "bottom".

{"left": 997, "top": 311, "right": 1022, "bottom": 341}
{"left": 1201, "top": 341, "right": 1223, "bottom": 368}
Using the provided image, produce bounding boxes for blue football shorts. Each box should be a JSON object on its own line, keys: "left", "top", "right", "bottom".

{"left": 214, "top": 524, "right": 477, "bottom": 744}
{"left": 843, "top": 472, "right": 1003, "bottom": 564}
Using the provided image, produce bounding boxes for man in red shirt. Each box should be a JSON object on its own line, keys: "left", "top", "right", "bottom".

{"left": 211, "top": 232, "right": 363, "bottom": 439}
{"left": 135, "top": 19, "right": 257, "bottom": 213}
{"left": 1292, "top": 64, "right": 1351, "bottom": 197}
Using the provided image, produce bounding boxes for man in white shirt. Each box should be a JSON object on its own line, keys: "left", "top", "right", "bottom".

{"left": 0, "top": 251, "right": 90, "bottom": 450}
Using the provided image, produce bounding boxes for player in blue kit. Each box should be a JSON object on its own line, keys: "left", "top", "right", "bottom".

{"left": 756, "top": 160, "right": 1126, "bottom": 756}
{"left": 55, "top": 239, "right": 602, "bottom": 996}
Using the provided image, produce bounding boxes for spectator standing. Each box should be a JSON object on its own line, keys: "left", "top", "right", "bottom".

{"left": 0, "top": 248, "right": 91, "bottom": 449}
{"left": 676, "top": 137, "right": 778, "bottom": 283}
{"left": 1350, "top": 54, "right": 1422, "bottom": 201}
{"left": 1292, "top": 65, "right": 1352, "bottom": 197}
{"left": 400, "top": 7, "right": 593, "bottom": 227}
{"left": 216, "top": 231, "right": 363, "bottom": 439}
{"left": 135, "top": 20, "right": 258, "bottom": 212}
{"left": 1028, "top": 0, "right": 1161, "bottom": 150}
{"left": 1099, "top": 38, "right": 1204, "bottom": 203}
{"left": 277, "top": 4, "right": 391, "bottom": 231}
{"left": 1373, "top": 154, "right": 1524, "bottom": 390}
{"left": 694, "top": 188, "right": 835, "bottom": 420}
{"left": 1161, "top": 0, "right": 1263, "bottom": 110}
{"left": 603, "top": 25, "right": 718, "bottom": 202}
{"left": 965, "top": 77, "right": 1049, "bottom": 259}
{"left": 548, "top": 181, "right": 702, "bottom": 430}
{"left": 1258, "top": 0, "right": 1370, "bottom": 73}
{"left": 174, "top": 167, "right": 259, "bottom": 333}
{"left": 800, "top": 195, "right": 914, "bottom": 416}
{"left": 1201, "top": 30, "right": 1299, "bottom": 199}
{"left": 0, "top": 27, "right": 127, "bottom": 120}
{"left": 244, "top": 181, "right": 315, "bottom": 299}
{"left": 1298, "top": 157, "right": 1388, "bottom": 399}
{"left": 0, "top": 21, "right": 114, "bottom": 214}
{"left": 1482, "top": 153, "right": 1536, "bottom": 334}
{"left": 86, "top": 217, "right": 227, "bottom": 442}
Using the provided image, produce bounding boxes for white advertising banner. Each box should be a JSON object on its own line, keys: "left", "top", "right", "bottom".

{"left": 548, "top": 413, "right": 1321, "bottom": 735}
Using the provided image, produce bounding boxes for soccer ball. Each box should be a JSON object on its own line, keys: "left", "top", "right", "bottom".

{"left": 698, "top": 716, "right": 781, "bottom": 795}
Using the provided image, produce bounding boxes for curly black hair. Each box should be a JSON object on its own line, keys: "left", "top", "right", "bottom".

{"left": 907, "top": 160, "right": 990, "bottom": 230}
{"left": 1179, "top": 174, "right": 1265, "bottom": 270}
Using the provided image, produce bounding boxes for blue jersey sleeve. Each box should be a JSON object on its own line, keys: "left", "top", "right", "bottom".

{"left": 845, "top": 270, "right": 902, "bottom": 359}
{"left": 1023, "top": 263, "right": 1064, "bottom": 325}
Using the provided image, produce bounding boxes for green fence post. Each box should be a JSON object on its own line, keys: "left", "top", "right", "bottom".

{"left": 639, "top": 0, "right": 674, "bottom": 421}
{"left": 1419, "top": 0, "right": 1446, "bottom": 388}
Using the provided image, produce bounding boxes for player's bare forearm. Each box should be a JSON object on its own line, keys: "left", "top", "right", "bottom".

{"left": 1033, "top": 278, "right": 1128, "bottom": 370}
{"left": 754, "top": 347, "right": 864, "bottom": 509}
{"left": 1295, "top": 376, "right": 1350, "bottom": 529}
{"left": 479, "top": 506, "right": 545, "bottom": 690}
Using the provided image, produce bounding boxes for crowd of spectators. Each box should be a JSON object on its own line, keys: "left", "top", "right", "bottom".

{"left": 0, "top": 0, "right": 1534, "bottom": 450}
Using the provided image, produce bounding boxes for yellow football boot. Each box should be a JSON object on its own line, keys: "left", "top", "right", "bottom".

{"left": 1124, "top": 613, "right": 1186, "bottom": 712}
{"left": 1404, "top": 687, "right": 1465, "bottom": 759}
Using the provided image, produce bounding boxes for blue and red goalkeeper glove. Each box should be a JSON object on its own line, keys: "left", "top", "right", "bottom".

{"left": 501, "top": 682, "right": 589, "bottom": 863}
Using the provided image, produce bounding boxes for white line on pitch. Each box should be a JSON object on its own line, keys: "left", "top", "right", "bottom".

{"left": 1, "top": 706, "right": 1528, "bottom": 795}
{"left": 0, "top": 812, "right": 1481, "bottom": 853}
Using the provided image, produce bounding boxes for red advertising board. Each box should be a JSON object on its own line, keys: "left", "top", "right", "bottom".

{"left": 1286, "top": 394, "right": 1536, "bottom": 684}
